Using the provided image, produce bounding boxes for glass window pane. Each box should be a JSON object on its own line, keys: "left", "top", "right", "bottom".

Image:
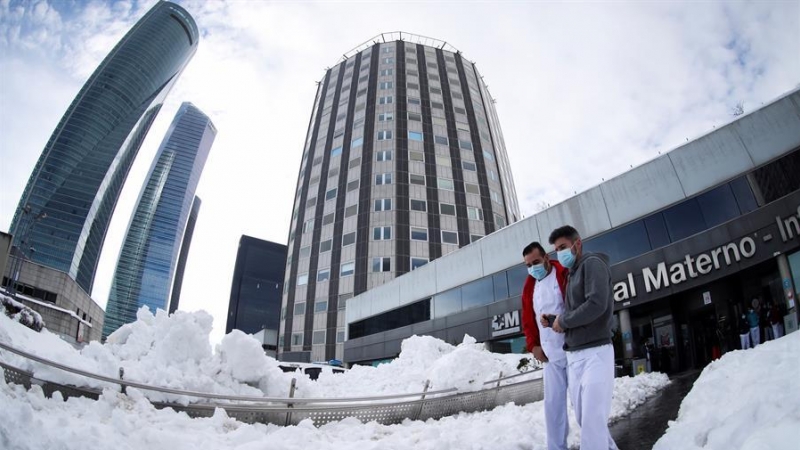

{"left": 663, "top": 198, "right": 706, "bottom": 242}
{"left": 461, "top": 277, "right": 493, "bottom": 310}
{"left": 730, "top": 176, "right": 758, "bottom": 214}
{"left": 433, "top": 288, "right": 461, "bottom": 318}
{"left": 506, "top": 264, "right": 528, "bottom": 299}
{"left": 697, "top": 183, "right": 740, "bottom": 228}
{"left": 315, "top": 301, "right": 328, "bottom": 313}
{"left": 644, "top": 213, "right": 671, "bottom": 249}
{"left": 493, "top": 272, "right": 509, "bottom": 302}
{"left": 582, "top": 220, "right": 651, "bottom": 265}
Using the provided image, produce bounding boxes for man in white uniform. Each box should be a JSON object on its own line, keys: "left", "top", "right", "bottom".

{"left": 521, "top": 242, "right": 570, "bottom": 450}
{"left": 548, "top": 225, "right": 618, "bottom": 450}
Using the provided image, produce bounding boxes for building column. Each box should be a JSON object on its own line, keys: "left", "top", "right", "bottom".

{"left": 777, "top": 254, "right": 799, "bottom": 333}
{"left": 619, "top": 308, "right": 634, "bottom": 360}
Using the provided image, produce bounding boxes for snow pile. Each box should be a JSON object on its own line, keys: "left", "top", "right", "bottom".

{"left": 0, "top": 367, "right": 668, "bottom": 450}
{"left": 654, "top": 331, "right": 800, "bottom": 450}
{"left": 1, "top": 294, "right": 44, "bottom": 332}
{"left": 0, "top": 305, "right": 536, "bottom": 403}
{"left": 610, "top": 371, "right": 670, "bottom": 420}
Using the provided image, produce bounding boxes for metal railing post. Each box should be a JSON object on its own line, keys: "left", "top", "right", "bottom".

{"left": 487, "top": 371, "right": 503, "bottom": 410}
{"left": 412, "top": 379, "right": 430, "bottom": 421}
{"left": 119, "top": 367, "right": 126, "bottom": 395}
{"left": 284, "top": 378, "right": 296, "bottom": 426}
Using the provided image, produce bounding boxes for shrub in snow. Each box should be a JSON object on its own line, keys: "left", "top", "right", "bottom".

{"left": 1, "top": 293, "right": 44, "bottom": 332}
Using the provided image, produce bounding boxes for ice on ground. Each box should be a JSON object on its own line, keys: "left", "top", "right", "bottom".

{"left": 654, "top": 331, "right": 800, "bottom": 450}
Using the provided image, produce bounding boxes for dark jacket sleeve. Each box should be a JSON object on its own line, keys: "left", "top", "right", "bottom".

{"left": 560, "top": 256, "right": 611, "bottom": 329}
{"left": 520, "top": 275, "right": 541, "bottom": 352}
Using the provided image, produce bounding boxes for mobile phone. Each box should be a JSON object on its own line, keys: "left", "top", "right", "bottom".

{"left": 544, "top": 314, "right": 557, "bottom": 328}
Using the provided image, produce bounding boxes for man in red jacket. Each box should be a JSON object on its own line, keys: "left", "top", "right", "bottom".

{"left": 521, "top": 241, "right": 569, "bottom": 450}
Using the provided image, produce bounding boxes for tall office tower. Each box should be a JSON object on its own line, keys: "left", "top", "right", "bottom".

{"left": 226, "top": 236, "right": 287, "bottom": 336}
{"left": 103, "top": 103, "right": 215, "bottom": 338}
{"left": 280, "top": 33, "right": 520, "bottom": 362}
{"left": 168, "top": 195, "right": 201, "bottom": 314}
{"left": 8, "top": 1, "right": 199, "bottom": 294}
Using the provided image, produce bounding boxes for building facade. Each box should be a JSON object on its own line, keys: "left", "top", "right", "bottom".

{"left": 8, "top": 1, "right": 199, "bottom": 294}
{"left": 169, "top": 195, "right": 201, "bottom": 314}
{"left": 280, "top": 33, "right": 521, "bottom": 363}
{"left": 103, "top": 103, "right": 215, "bottom": 338}
{"left": 226, "top": 236, "right": 287, "bottom": 339}
{"left": 344, "top": 88, "right": 800, "bottom": 373}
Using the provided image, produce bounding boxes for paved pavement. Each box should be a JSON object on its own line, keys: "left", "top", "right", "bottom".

{"left": 609, "top": 370, "right": 701, "bottom": 449}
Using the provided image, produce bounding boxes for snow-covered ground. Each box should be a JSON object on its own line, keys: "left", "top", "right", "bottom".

{"left": 654, "top": 329, "right": 800, "bottom": 450}
{"left": 0, "top": 298, "right": 671, "bottom": 449}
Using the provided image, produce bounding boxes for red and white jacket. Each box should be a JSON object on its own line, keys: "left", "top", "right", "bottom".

{"left": 520, "top": 261, "right": 569, "bottom": 354}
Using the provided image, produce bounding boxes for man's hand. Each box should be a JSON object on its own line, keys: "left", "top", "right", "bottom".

{"left": 532, "top": 346, "right": 549, "bottom": 363}
{"left": 539, "top": 314, "right": 552, "bottom": 327}
{"left": 553, "top": 315, "right": 565, "bottom": 333}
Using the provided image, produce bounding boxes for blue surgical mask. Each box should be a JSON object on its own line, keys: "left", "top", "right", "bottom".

{"left": 528, "top": 264, "right": 547, "bottom": 281}
{"left": 557, "top": 247, "right": 576, "bottom": 269}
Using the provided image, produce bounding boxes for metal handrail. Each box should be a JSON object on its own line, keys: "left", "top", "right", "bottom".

{"left": 0, "top": 340, "right": 541, "bottom": 404}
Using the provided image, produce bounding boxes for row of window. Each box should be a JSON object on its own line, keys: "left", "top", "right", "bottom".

{"left": 280, "top": 329, "right": 345, "bottom": 347}
{"left": 296, "top": 255, "right": 432, "bottom": 287}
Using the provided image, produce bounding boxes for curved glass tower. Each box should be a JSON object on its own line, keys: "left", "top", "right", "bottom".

{"left": 9, "top": 1, "right": 199, "bottom": 294}
{"left": 103, "top": 103, "right": 215, "bottom": 338}
{"left": 280, "top": 33, "right": 520, "bottom": 362}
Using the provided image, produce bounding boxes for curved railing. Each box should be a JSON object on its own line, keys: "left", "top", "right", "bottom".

{"left": 0, "top": 340, "right": 543, "bottom": 426}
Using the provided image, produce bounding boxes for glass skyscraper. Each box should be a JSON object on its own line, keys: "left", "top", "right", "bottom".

{"left": 9, "top": 1, "right": 199, "bottom": 294}
{"left": 280, "top": 33, "right": 520, "bottom": 362}
{"left": 103, "top": 103, "right": 216, "bottom": 338}
{"left": 168, "top": 195, "right": 201, "bottom": 314}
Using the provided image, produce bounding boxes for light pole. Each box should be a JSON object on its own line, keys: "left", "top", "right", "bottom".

{"left": 7, "top": 205, "right": 46, "bottom": 298}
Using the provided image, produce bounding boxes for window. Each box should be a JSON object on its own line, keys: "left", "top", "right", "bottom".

{"left": 407, "top": 112, "right": 422, "bottom": 122}
{"left": 408, "top": 131, "right": 424, "bottom": 141}
{"left": 489, "top": 170, "right": 498, "bottom": 182}
{"left": 325, "top": 188, "right": 337, "bottom": 201}
{"left": 373, "top": 226, "right": 392, "bottom": 240}
{"left": 313, "top": 330, "right": 326, "bottom": 345}
{"left": 291, "top": 333, "right": 303, "bottom": 346}
{"left": 383, "top": 57, "right": 393, "bottom": 64}
{"left": 459, "top": 140, "right": 473, "bottom": 150}
{"left": 315, "top": 300, "right": 328, "bottom": 313}
{"left": 434, "top": 135, "right": 448, "bottom": 145}
{"left": 347, "top": 180, "right": 359, "bottom": 192}
{"left": 379, "top": 96, "right": 393, "bottom": 105}
{"left": 406, "top": 58, "right": 417, "bottom": 64}
{"left": 452, "top": 91, "right": 463, "bottom": 99}
{"left": 491, "top": 190, "right": 502, "bottom": 203}
{"left": 374, "top": 198, "right": 392, "bottom": 211}
{"left": 431, "top": 101, "right": 444, "bottom": 110}
{"left": 644, "top": 214, "right": 671, "bottom": 249}
{"left": 334, "top": 129, "right": 344, "bottom": 139}
{"left": 411, "top": 258, "right": 428, "bottom": 270}
{"left": 306, "top": 197, "right": 317, "bottom": 208}
{"left": 438, "top": 178, "right": 454, "bottom": 190}
{"left": 440, "top": 203, "right": 456, "bottom": 215}
{"left": 697, "top": 183, "right": 741, "bottom": 228}
{"left": 411, "top": 227, "right": 428, "bottom": 241}
{"left": 441, "top": 230, "right": 459, "bottom": 245}
{"left": 372, "top": 257, "right": 391, "bottom": 272}
{"left": 408, "top": 97, "right": 421, "bottom": 105}
{"left": 337, "top": 330, "right": 346, "bottom": 343}
{"left": 663, "top": 198, "right": 706, "bottom": 242}
{"left": 380, "top": 69, "right": 393, "bottom": 76}
{"left": 435, "top": 155, "right": 451, "bottom": 167}
{"left": 465, "top": 183, "right": 480, "bottom": 195}
{"left": 407, "top": 82, "right": 419, "bottom": 90}
{"left": 313, "top": 156, "right": 322, "bottom": 166}
{"left": 339, "top": 293, "right": 352, "bottom": 310}
{"left": 342, "top": 232, "right": 356, "bottom": 246}
{"left": 483, "top": 150, "right": 494, "bottom": 161}
{"left": 322, "top": 212, "right": 335, "bottom": 225}
{"left": 356, "top": 88, "right": 366, "bottom": 97}
{"left": 317, "top": 268, "right": 330, "bottom": 282}
{"left": 376, "top": 173, "right": 392, "bottom": 185}
{"left": 378, "top": 112, "right": 394, "bottom": 122}
{"left": 430, "top": 87, "right": 442, "bottom": 95}
{"left": 377, "top": 130, "right": 393, "bottom": 140}
{"left": 462, "top": 161, "right": 477, "bottom": 171}
{"left": 297, "top": 274, "right": 308, "bottom": 286}
{"left": 320, "top": 239, "right": 332, "bottom": 253}
{"left": 382, "top": 46, "right": 392, "bottom": 53}
{"left": 411, "top": 199, "right": 427, "bottom": 211}
{"left": 410, "top": 151, "right": 425, "bottom": 162}
{"left": 349, "top": 157, "right": 361, "bottom": 168}
{"left": 409, "top": 174, "right": 425, "bottom": 185}
{"left": 303, "top": 219, "right": 314, "bottom": 233}
{"left": 471, "top": 234, "right": 484, "bottom": 243}
{"left": 380, "top": 81, "right": 393, "bottom": 89}
{"left": 462, "top": 277, "right": 493, "bottom": 310}
{"left": 376, "top": 150, "right": 392, "bottom": 161}
{"left": 299, "top": 246, "right": 311, "bottom": 258}
{"left": 454, "top": 107, "right": 466, "bottom": 115}
{"left": 328, "top": 166, "right": 339, "bottom": 178}
{"left": 341, "top": 262, "right": 355, "bottom": 276}
{"left": 331, "top": 146, "right": 342, "bottom": 157}
{"left": 433, "top": 288, "right": 461, "bottom": 318}
{"left": 351, "top": 137, "right": 363, "bottom": 148}
{"left": 468, "top": 207, "right": 484, "bottom": 221}
{"left": 309, "top": 175, "right": 320, "bottom": 186}
{"left": 345, "top": 204, "right": 358, "bottom": 217}
{"left": 495, "top": 214, "right": 507, "bottom": 228}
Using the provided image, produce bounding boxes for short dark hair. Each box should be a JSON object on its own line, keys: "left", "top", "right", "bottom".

{"left": 549, "top": 225, "right": 580, "bottom": 245}
{"left": 522, "top": 241, "right": 546, "bottom": 257}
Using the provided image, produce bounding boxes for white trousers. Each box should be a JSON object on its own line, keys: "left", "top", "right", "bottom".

{"left": 772, "top": 323, "right": 784, "bottom": 339}
{"left": 567, "top": 344, "right": 618, "bottom": 450}
{"left": 543, "top": 357, "right": 569, "bottom": 450}
{"left": 750, "top": 327, "right": 760, "bottom": 346}
{"left": 739, "top": 333, "right": 750, "bottom": 350}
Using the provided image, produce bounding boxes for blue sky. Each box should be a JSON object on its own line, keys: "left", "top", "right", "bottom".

{"left": 1, "top": 0, "right": 798, "bottom": 344}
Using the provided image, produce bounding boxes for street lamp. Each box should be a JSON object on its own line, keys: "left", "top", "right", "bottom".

{"left": 6, "top": 205, "right": 46, "bottom": 298}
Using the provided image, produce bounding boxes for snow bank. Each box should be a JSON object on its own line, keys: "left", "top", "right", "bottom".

{"left": 654, "top": 331, "right": 800, "bottom": 450}
{"left": 1, "top": 294, "right": 44, "bottom": 332}
{"left": 0, "top": 304, "right": 537, "bottom": 403}
{"left": 0, "top": 367, "right": 668, "bottom": 450}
